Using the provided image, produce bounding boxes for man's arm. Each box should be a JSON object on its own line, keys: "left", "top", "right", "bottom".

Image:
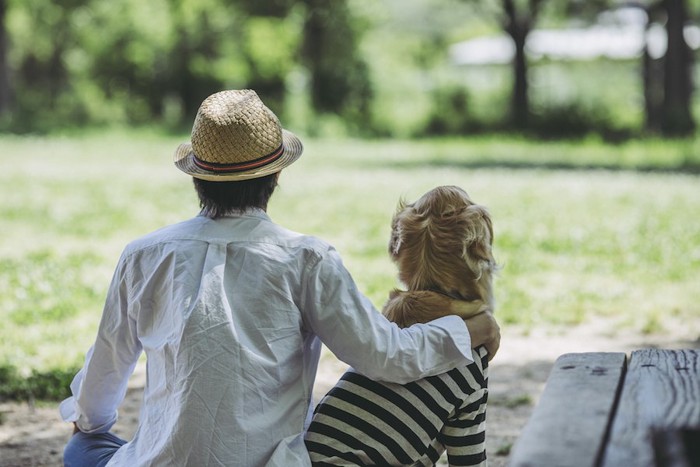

{"left": 381, "top": 289, "right": 487, "bottom": 326}
{"left": 301, "top": 248, "right": 500, "bottom": 383}
{"left": 60, "top": 256, "right": 142, "bottom": 433}
{"left": 381, "top": 289, "right": 500, "bottom": 361}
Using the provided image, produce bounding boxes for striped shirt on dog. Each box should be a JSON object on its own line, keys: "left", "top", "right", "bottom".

{"left": 305, "top": 346, "right": 489, "bottom": 466}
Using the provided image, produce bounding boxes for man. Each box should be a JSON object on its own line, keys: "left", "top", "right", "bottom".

{"left": 61, "top": 89, "right": 500, "bottom": 466}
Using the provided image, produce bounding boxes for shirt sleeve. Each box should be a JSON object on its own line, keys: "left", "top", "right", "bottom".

{"left": 59, "top": 254, "right": 143, "bottom": 433}
{"left": 301, "top": 247, "right": 473, "bottom": 384}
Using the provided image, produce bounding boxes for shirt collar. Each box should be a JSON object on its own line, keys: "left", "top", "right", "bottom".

{"left": 198, "top": 207, "right": 271, "bottom": 222}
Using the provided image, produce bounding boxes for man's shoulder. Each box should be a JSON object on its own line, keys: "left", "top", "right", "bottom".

{"left": 271, "top": 224, "right": 331, "bottom": 251}
{"left": 121, "top": 217, "right": 206, "bottom": 255}
{"left": 119, "top": 216, "right": 335, "bottom": 259}
{"left": 260, "top": 224, "right": 338, "bottom": 267}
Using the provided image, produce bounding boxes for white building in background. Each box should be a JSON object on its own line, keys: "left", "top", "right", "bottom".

{"left": 449, "top": 7, "right": 700, "bottom": 66}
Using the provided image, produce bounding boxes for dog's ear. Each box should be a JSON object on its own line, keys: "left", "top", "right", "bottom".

{"left": 389, "top": 216, "right": 401, "bottom": 258}
{"left": 388, "top": 198, "right": 408, "bottom": 259}
{"left": 462, "top": 204, "right": 495, "bottom": 276}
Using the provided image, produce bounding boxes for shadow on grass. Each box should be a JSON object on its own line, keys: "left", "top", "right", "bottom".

{"left": 376, "top": 159, "right": 700, "bottom": 175}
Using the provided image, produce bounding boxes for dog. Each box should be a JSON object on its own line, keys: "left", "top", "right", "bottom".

{"left": 383, "top": 184, "right": 496, "bottom": 327}
{"left": 305, "top": 186, "right": 497, "bottom": 466}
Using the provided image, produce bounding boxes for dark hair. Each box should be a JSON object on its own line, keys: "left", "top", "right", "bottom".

{"left": 193, "top": 173, "right": 279, "bottom": 218}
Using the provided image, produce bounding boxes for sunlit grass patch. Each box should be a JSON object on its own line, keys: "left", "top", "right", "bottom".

{"left": 0, "top": 250, "right": 104, "bottom": 325}
{"left": 1, "top": 131, "right": 699, "bottom": 382}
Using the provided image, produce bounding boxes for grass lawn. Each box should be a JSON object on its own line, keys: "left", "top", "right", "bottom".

{"left": 1, "top": 131, "right": 699, "bottom": 382}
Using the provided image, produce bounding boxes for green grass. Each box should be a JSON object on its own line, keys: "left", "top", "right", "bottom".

{"left": 1, "top": 131, "right": 699, "bottom": 396}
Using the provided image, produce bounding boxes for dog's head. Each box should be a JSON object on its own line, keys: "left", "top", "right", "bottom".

{"left": 389, "top": 185, "right": 497, "bottom": 305}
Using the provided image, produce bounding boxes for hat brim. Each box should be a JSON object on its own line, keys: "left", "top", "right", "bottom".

{"left": 174, "top": 129, "right": 303, "bottom": 181}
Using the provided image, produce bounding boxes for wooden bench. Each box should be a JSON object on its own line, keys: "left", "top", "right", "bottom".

{"left": 508, "top": 349, "right": 699, "bottom": 467}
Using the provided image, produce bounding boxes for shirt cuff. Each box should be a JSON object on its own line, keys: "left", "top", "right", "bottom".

{"left": 427, "top": 314, "right": 474, "bottom": 363}
{"left": 59, "top": 397, "right": 79, "bottom": 423}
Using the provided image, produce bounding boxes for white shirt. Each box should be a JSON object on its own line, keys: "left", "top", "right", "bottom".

{"left": 59, "top": 209, "right": 473, "bottom": 466}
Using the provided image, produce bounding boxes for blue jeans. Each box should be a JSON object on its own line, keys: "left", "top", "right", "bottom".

{"left": 63, "top": 431, "right": 127, "bottom": 467}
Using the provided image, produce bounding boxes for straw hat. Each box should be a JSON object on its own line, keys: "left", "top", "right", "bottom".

{"left": 174, "top": 90, "right": 303, "bottom": 181}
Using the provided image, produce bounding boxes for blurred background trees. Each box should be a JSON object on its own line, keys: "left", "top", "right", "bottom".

{"left": 0, "top": 0, "right": 698, "bottom": 138}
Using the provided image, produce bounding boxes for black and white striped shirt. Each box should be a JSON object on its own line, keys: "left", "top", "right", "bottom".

{"left": 305, "top": 347, "right": 489, "bottom": 466}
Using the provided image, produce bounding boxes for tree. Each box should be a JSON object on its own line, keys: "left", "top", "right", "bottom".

{"left": 638, "top": 2, "right": 665, "bottom": 132}
{"left": 0, "top": 0, "right": 374, "bottom": 132}
{"left": 226, "top": 0, "right": 298, "bottom": 116}
{"left": 6, "top": 0, "right": 86, "bottom": 130}
{"left": 625, "top": 0, "right": 695, "bottom": 135}
{"left": 660, "top": 0, "right": 695, "bottom": 135}
{"left": 299, "top": 0, "right": 372, "bottom": 127}
{"left": 557, "top": 1, "right": 662, "bottom": 133}
{"left": 471, "top": 0, "right": 697, "bottom": 136}
{"left": 0, "top": 0, "right": 11, "bottom": 116}
{"left": 230, "top": 0, "right": 372, "bottom": 126}
{"left": 501, "top": 0, "right": 546, "bottom": 129}
{"left": 463, "top": 0, "right": 548, "bottom": 129}
{"left": 166, "top": 0, "right": 230, "bottom": 121}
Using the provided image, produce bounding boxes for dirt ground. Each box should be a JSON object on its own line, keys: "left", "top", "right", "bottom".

{"left": 1, "top": 318, "right": 698, "bottom": 467}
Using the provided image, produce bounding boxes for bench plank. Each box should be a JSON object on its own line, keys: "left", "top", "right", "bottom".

{"left": 600, "top": 349, "right": 700, "bottom": 467}
{"left": 508, "top": 352, "right": 627, "bottom": 467}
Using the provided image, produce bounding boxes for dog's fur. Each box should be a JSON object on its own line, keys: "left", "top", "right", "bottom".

{"left": 382, "top": 185, "right": 497, "bottom": 327}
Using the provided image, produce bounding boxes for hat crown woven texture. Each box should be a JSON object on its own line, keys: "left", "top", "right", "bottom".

{"left": 191, "top": 90, "right": 282, "bottom": 165}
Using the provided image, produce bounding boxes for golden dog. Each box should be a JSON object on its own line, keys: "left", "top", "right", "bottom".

{"left": 382, "top": 185, "right": 497, "bottom": 328}
{"left": 304, "top": 186, "right": 497, "bottom": 465}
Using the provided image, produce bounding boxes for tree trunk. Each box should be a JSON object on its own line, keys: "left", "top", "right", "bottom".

{"left": 511, "top": 28, "right": 529, "bottom": 129}
{"left": 301, "top": 0, "right": 343, "bottom": 113}
{"left": 642, "top": 8, "right": 663, "bottom": 133}
{"left": 0, "top": 0, "right": 12, "bottom": 115}
{"left": 502, "top": 0, "right": 535, "bottom": 130}
{"left": 661, "top": 0, "right": 695, "bottom": 136}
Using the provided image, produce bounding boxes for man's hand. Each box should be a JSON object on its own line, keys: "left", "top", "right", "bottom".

{"left": 449, "top": 298, "right": 489, "bottom": 319}
{"left": 463, "top": 311, "right": 500, "bottom": 361}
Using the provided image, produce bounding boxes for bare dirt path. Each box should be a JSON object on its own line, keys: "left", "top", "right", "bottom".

{"left": 1, "top": 319, "right": 697, "bottom": 467}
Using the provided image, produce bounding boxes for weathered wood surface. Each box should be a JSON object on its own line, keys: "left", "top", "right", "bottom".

{"left": 508, "top": 352, "right": 627, "bottom": 467}
{"left": 600, "top": 349, "right": 700, "bottom": 467}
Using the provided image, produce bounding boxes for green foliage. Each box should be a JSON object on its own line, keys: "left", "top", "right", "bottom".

{"left": 2, "top": 0, "right": 699, "bottom": 137}
{"left": 300, "top": 0, "right": 373, "bottom": 129}
{"left": 1, "top": 0, "right": 370, "bottom": 132}
{"left": 528, "top": 100, "right": 633, "bottom": 141}
{"left": 5, "top": 0, "right": 85, "bottom": 131}
{"left": 240, "top": 14, "right": 302, "bottom": 113}
{"left": 78, "top": 0, "right": 177, "bottom": 123}
{"left": 422, "top": 86, "right": 482, "bottom": 136}
{"left": 234, "top": 0, "right": 296, "bottom": 17}
{"left": 0, "top": 363, "right": 79, "bottom": 402}
{"left": 21, "top": 0, "right": 359, "bottom": 131}
{"left": 243, "top": 17, "right": 299, "bottom": 80}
